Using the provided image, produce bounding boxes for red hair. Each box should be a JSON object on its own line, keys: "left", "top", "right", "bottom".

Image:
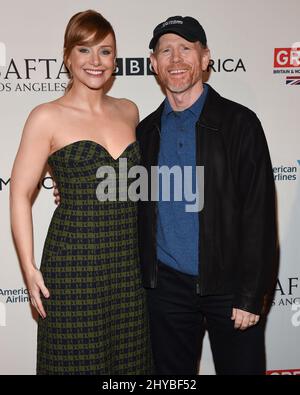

{"left": 63, "top": 10, "right": 116, "bottom": 91}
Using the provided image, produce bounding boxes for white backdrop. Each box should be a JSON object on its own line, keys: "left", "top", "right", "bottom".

{"left": 0, "top": 0, "right": 299, "bottom": 375}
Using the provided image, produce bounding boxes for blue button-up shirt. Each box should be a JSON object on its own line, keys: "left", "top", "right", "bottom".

{"left": 157, "top": 84, "right": 208, "bottom": 275}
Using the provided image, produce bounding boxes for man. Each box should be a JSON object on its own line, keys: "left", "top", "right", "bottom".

{"left": 136, "top": 16, "right": 276, "bottom": 374}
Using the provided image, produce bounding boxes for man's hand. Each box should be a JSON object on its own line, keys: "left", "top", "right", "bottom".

{"left": 231, "top": 308, "right": 260, "bottom": 330}
{"left": 53, "top": 182, "right": 60, "bottom": 205}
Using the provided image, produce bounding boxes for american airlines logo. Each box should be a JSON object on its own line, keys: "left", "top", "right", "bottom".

{"left": 273, "top": 161, "right": 299, "bottom": 182}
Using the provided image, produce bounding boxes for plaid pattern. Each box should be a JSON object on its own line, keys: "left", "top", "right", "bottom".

{"left": 37, "top": 140, "right": 153, "bottom": 375}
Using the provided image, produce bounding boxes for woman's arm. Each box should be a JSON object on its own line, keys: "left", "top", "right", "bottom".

{"left": 10, "top": 105, "right": 53, "bottom": 318}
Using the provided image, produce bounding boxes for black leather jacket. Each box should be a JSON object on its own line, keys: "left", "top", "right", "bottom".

{"left": 136, "top": 84, "right": 276, "bottom": 315}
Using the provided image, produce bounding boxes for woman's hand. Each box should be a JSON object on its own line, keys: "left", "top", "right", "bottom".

{"left": 26, "top": 267, "right": 50, "bottom": 319}
{"left": 53, "top": 182, "right": 61, "bottom": 205}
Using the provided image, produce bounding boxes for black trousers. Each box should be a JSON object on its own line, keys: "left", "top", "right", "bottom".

{"left": 146, "top": 262, "right": 266, "bottom": 375}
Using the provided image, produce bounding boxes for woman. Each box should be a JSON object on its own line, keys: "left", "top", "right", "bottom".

{"left": 10, "top": 10, "right": 153, "bottom": 375}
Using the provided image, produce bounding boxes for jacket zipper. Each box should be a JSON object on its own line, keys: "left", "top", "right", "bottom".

{"left": 196, "top": 120, "right": 203, "bottom": 295}
{"left": 150, "top": 123, "right": 161, "bottom": 288}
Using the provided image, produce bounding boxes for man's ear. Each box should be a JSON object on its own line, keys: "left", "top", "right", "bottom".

{"left": 201, "top": 48, "right": 211, "bottom": 71}
{"left": 150, "top": 53, "right": 158, "bottom": 75}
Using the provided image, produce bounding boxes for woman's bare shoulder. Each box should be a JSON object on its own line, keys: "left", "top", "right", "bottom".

{"left": 116, "top": 97, "right": 138, "bottom": 110}
{"left": 109, "top": 97, "right": 139, "bottom": 123}
{"left": 22, "top": 100, "right": 65, "bottom": 141}
{"left": 27, "top": 100, "right": 63, "bottom": 122}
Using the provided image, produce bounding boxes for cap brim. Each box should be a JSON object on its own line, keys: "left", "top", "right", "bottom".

{"left": 149, "top": 27, "right": 198, "bottom": 49}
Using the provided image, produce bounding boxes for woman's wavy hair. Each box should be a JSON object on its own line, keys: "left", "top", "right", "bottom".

{"left": 63, "top": 10, "right": 116, "bottom": 92}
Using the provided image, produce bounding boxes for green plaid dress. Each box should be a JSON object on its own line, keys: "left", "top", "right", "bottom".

{"left": 37, "top": 140, "right": 153, "bottom": 375}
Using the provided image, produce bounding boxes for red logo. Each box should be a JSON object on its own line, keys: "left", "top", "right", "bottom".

{"left": 266, "top": 369, "right": 300, "bottom": 375}
{"left": 274, "top": 48, "right": 300, "bottom": 68}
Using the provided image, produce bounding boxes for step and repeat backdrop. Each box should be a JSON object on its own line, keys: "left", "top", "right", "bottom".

{"left": 0, "top": 0, "right": 299, "bottom": 375}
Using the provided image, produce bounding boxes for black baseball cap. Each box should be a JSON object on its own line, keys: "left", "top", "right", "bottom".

{"left": 149, "top": 15, "right": 207, "bottom": 50}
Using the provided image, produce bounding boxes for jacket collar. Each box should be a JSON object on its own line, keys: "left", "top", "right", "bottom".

{"left": 163, "top": 83, "right": 208, "bottom": 118}
{"left": 150, "top": 84, "right": 224, "bottom": 132}
{"left": 198, "top": 84, "right": 223, "bottom": 131}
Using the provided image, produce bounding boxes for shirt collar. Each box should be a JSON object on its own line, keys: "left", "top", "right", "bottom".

{"left": 163, "top": 83, "right": 208, "bottom": 118}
